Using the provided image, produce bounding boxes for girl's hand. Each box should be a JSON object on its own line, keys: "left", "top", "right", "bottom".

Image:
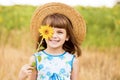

{"left": 18, "top": 64, "right": 34, "bottom": 80}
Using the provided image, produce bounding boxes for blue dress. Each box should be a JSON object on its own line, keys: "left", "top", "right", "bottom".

{"left": 34, "top": 50, "right": 75, "bottom": 80}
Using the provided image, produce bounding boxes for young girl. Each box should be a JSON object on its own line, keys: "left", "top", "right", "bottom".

{"left": 18, "top": 2, "right": 86, "bottom": 80}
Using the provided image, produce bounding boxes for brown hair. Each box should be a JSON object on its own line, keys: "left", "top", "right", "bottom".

{"left": 36, "top": 13, "right": 81, "bottom": 56}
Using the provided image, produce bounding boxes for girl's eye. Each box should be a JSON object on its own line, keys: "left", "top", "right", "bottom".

{"left": 57, "top": 31, "right": 63, "bottom": 34}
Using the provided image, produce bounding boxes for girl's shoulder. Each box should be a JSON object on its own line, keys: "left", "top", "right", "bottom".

{"left": 33, "top": 50, "right": 43, "bottom": 56}
{"left": 65, "top": 52, "right": 75, "bottom": 57}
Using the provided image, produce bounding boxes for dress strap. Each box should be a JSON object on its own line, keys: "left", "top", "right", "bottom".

{"left": 71, "top": 55, "right": 75, "bottom": 69}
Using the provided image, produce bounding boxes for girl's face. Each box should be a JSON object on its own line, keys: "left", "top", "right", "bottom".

{"left": 45, "top": 27, "right": 69, "bottom": 49}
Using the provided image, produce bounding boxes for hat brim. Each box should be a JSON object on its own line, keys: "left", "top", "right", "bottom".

{"left": 30, "top": 2, "right": 86, "bottom": 45}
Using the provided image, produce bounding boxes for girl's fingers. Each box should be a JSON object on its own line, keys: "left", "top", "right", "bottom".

{"left": 23, "top": 64, "right": 34, "bottom": 70}
{"left": 21, "top": 64, "right": 34, "bottom": 75}
{"left": 19, "top": 64, "right": 36, "bottom": 80}
{"left": 26, "top": 70, "right": 33, "bottom": 75}
{"left": 27, "top": 66, "right": 35, "bottom": 70}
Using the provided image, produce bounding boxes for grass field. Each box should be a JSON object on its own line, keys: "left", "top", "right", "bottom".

{"left": 0, "top": 46, "right": 120, "bottom": 80}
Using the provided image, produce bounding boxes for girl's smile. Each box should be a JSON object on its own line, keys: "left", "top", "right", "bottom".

{"left": 49, "top": 39, "right": 59, "bottom": 43}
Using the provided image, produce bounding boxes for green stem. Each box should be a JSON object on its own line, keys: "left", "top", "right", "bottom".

{"left": 36, "top": 37, "right": 43, "bottom": 52}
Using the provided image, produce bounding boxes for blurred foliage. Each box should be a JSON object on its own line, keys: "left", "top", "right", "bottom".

{"left": 75, "top": 5, "right": 120, "bottom": 48}
{"left": 0, "top": 5, "right": 120, "bottom": 48}
{"left": 0, "top": 5, "right": 35, "bottom": 30}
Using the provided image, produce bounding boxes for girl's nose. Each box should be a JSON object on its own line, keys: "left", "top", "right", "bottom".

{"left": 52, "top": 32, "right": 57, "bottom": 38}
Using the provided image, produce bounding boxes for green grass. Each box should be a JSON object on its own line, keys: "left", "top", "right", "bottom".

{"left": 75, "top": 5, "right": 120, "bottom": 48}
{"left": 0, "top": 5, "right": 120, "bottom": 49}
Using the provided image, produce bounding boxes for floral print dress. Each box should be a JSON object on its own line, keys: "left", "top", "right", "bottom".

{"left": 34, "top": 50, "right": 75, "bottom": 80}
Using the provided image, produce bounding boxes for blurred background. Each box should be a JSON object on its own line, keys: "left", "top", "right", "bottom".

{"left": 0, "top": 0, "right": 120, "bottom": 80}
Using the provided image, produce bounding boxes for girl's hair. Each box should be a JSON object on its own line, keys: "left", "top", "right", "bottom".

{"left": 36, "top": 13, "right": 81, "bottom": 56}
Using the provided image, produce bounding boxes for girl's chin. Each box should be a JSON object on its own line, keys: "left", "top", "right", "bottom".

{"left": 48, "top": 45, "right": 59, "bottom": 48}
{"left": 47, "top": 44, "right": 62, "bottom": 49}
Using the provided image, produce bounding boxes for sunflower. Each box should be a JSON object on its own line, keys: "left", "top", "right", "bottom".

{"left": 36, "top": 25, "right": 54, "bottom": 51}
{"left": 39, "top": 25, "right": 54, "bottom": 40}
{"left": 32, "top": 26, "right": 54, "bottom": 67}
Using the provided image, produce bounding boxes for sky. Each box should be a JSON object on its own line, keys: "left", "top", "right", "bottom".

{"left": 0, "top": 0, "right": 116, "bottom": 7}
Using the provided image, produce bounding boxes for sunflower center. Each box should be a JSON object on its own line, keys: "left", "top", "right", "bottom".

{"left": 44, "top": 30, "right": 49, "bottom": 35}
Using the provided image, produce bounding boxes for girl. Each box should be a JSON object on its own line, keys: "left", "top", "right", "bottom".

{"left": 18, "top": 2, "right": 86, "bottom": 80}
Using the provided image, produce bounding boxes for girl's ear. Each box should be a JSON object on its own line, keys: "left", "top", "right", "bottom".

{"left": 66, "top": 36, "right": 69, "bottom": 41}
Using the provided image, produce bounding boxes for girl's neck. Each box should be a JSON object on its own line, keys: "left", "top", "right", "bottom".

{"left": 45, "top": 47, "right": 65, "bottom": 54}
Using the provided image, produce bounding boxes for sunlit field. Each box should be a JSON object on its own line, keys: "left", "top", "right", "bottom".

{"left": 0, "top": 5, "right": 120, "bottom": 80}
{"left": 0, "top": 45, "right": 120, "bottom": 80}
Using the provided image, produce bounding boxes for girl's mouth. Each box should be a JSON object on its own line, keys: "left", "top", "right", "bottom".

{"left": 50, "top": 39, "right": 60, "bottom": 43}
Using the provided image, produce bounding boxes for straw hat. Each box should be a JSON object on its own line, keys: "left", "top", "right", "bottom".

{"left": 30, "top": 2, "right": 86, "bottom": 45}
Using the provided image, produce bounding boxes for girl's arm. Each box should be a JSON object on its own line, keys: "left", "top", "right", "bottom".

{"left": 28, "top": 56, "right": 37, "bottom": 80}
{"left": 71, "top": 57, "right": 80, "bottom": 80}
{"left": 18, "top": 56, "right": 37, "bottom": 80}
{"left": 28, "top": 69, "right": 37, "bottom": 80}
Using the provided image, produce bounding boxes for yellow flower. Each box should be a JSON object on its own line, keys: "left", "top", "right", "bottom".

{"left": 38, "top": 25, "right": 54, "bottom": 39}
